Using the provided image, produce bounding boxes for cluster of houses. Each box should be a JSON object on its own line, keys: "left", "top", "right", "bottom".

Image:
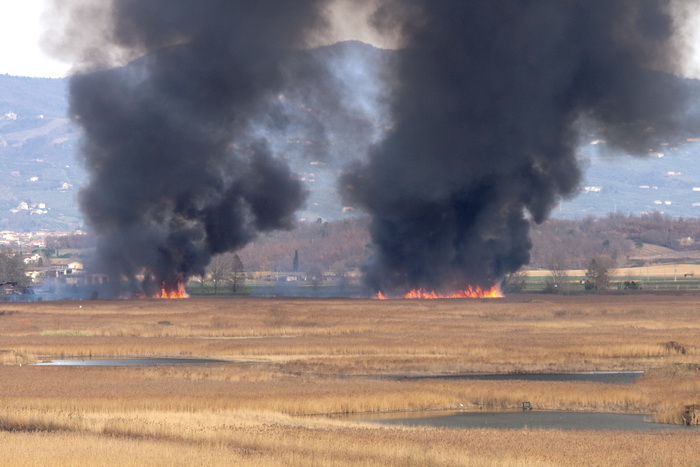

{"left": 9, "top": 201, "right": 49, "bottom": 215}
{"left": 24, "top": 260, "right": 85, "bottom": 285}
{"left": 0, "top": 231, "right": 107, "bottom": 298}
{"left": 2, "top": 258, "right": 109, "bottom": 300}
{"left": 0, "top": 260, "right": 85, "bottom": 298}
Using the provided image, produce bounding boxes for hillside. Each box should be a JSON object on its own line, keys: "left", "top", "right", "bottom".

{"left": 2, "top": 42, "right": 700, "bottom": 232}
{"left": 199, "top": 214, "right": 700, "bottom": 276}
{"left": 0, "top": 74, "right": 84, "bottom": 231}
{"left": 558, "top": 140, "right": 700, "bottom": 219}
{"left": 0, "top": 74, "right": 67, "bottom": 117}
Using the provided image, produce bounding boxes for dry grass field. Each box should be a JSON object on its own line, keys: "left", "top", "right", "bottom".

{"left": 1, "top": 295, "right": 699, "bottom": 466}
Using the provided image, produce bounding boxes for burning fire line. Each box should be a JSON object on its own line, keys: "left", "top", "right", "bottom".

{"left": 376, "top": 285, "right": 502, "bottom": 300}
{"left": 158, "top": 276, "right": 189, "bottom": 299}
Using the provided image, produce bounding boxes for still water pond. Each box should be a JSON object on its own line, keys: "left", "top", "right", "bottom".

{"left": 400, "top": 371, "right": 643, "bottom": 384}
{"left": 35, "top": 358, "right": 228, "bottom": 366}
{"left": 346, "top": 410, "right": 697, "bottom": 431}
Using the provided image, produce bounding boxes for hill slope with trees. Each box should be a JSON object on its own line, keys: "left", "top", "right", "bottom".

{"left": 4, "top": 43, "right": 700, "bottom": 232}
{"left": 207, "top": 214, "right": 700, "bottom": 278}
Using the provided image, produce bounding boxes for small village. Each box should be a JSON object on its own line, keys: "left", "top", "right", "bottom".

{"left": 0, "top": 230, "right": 100, "bottom": 298}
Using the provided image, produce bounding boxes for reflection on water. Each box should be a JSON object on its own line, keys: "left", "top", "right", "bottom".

{"left": 346, "top": 410, "right": 697, "bottom": 431}
{"left": 34, "top": 358, "right": 228, "bottom": 366}
{"left": 399, "top": 371, "right": 644, "bottom": 384}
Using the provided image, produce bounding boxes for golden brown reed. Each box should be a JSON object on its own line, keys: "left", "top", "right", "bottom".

{"left": 1, "top": 295, "right": 699, "bottom": 465}
{"left": 2, "top": 295, "right": 699, "bottom": 367}
{"left": 1, "top": 408, "right": 699, "bottom": 467}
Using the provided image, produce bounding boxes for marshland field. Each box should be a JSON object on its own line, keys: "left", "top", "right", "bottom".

{"left": 1, "top": 294, "right": 699, "bottom": 466}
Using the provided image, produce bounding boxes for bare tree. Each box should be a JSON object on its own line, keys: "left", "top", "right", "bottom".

{"left": 231, "top": 254, "right": 246, "bottom": 293}
{"left": 208, "top": 255, "right": 232, "bottom": 295}
{"left": 545, "top": 256, "right": 569, "bottom": 294}
{"left": 0, "top": 251, "right": 26, "bottom": 284}
{"left": 192, "top": 272, "right": 207, "bottom": 293}
{"left": 584, "top": 255, "right": 616, "bottom": 293}
{"left": 501, "top": 269, "right": 527, "bottom": 293}
{"left": 306, "top": 265, "right": 322, "bottom": 290}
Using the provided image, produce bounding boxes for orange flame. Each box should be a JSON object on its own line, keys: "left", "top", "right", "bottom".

{"left": 158, "top": 276, "right": 189, "bottom": 299}
{"left": 376, "top": 284, "right": 502, "bottom": 300}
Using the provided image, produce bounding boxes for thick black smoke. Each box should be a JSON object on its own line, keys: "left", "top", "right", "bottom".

{"left": 341, "top": 0, "right": 700, "bottom": 294}
{"left": 62, "top": 0, "right": 330, "bottom": 296}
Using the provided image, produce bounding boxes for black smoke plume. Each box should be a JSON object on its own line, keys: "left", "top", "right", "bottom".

{"left": 341, "top": 0, "right": 700, "bottom": 295}
{"left": 62, "top": 0, "right": 330, "bottom": 296}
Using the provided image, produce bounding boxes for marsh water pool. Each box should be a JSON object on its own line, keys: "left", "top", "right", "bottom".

{"left": 345, "top": 410, "right": 697, "bottom": 431}
{"left": 395, "top": 371, "right": 644, "bottom": 384}
{"left": 34, "top": 358, "right": 229, "bottom": 366}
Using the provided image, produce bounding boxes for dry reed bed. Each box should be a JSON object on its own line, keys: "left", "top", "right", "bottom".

{"left": 1, "top": 295, "right": 699, "bottom": 465}
{"left": 1, "top": 408, "right": 699, "bottom": 467}
{"left": 1, "top": 364, "right": 698, "bottom": 419}
{"left": 1, "top": 296, "right": 698, "bottom": 371}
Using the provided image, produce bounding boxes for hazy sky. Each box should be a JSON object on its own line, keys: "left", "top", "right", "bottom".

{"left": 0, "top": 0, "right": 396, "bottom": 79}
{"left": 0, "top": 0, "right": 69, "bottom": 78}
{"left": 0, "top": 1, "right": 698, "bottom": 79}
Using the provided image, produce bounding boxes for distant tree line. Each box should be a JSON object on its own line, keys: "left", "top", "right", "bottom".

{"left": 234, "top": 213, "right": 700, "bottom": 275}
{"left": 234, "top": 218, "right": 370, "bottom": 275}
{"left": 34, "top": 214, "right": 700, "bottom": 285}
{"left": 45, "top": 233, "right": 96, "bottom": 255}
{"left": 195, "top": 253, "right": 246, "bottom": 294}
{"left": 529, "top": 212, "right": 700, "bottom": 270}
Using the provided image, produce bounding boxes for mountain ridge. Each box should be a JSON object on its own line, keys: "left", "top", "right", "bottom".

{"left": 1, "top": 42, "right": 700, "bottom": 232}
